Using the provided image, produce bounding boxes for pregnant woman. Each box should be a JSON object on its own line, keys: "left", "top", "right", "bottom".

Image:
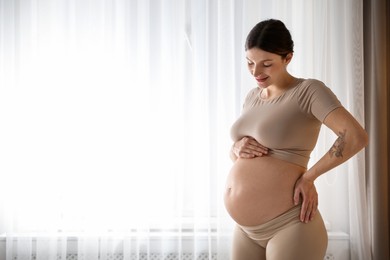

{"left": 224, "top": 19, "right": 368, "bottom": 260}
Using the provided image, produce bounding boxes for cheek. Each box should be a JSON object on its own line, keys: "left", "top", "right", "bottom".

{"left": 267, "top": 65, "right": 283, "bottom": 76}
{"left": 263, "top": 67, "right": 274, "bottom": 76}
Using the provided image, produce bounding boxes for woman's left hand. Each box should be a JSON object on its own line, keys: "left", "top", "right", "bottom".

{"left": 293, "top": 175, "right": 318, "bottom": 223}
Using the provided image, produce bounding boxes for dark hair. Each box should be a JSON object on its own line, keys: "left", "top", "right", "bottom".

{"left": 245, "top": 19, "right": 294, "bottom": 57}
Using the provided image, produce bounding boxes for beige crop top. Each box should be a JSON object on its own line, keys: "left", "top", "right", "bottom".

{"left": 230, "top": 78, "right": 342, "bottom": 168}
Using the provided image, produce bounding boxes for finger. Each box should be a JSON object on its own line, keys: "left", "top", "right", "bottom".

{"left": 304, "top": 199, "right": 319, "bottom": 222}
{"left": 300, "top": 195, "right": 315, "bottom": 222}
{"left": 300, "top": 210, "right": 305, "bottom": 223}
{"left": 246, "top": 144, "right": 264, "bottom": 153}
{"left": 301, "top": 200, "right": 312, "bottom": 223}
{"left": 247, "top": 139, "right": 268, "bottom": 151}
{"left": 242, "top": 137, "right": 251, "bottom": 144}
{"left": 240, "top": 147, "right": 259, "bottom": 155}
{"left": 248, "top": 147, "right": 267, "bottom": 156}
{"left": 255, "top": 146, "right": 269, "bottom": 155}
{"left": 309, "top": 210, "right": 316, "bottom": 221}
{"left": 310, "top": 203, "right": 318, "bottom": 221}
{"left": 237, "top": 152, "right": 256, "bottom": 158}
{"left": 247, "top": 138, "right": 261, "bottom": 146}
{"left": 248, "top": 139, "right": 269, "bottom": 151}
{"left": 304, "top": 205, "right": 313, "bottom": 223}
{"left": 293, "top": 189, "right": 300, "bottom": 205}
{"left": 300, "top": 202, "right": 307, "bottom": 222}
{"left": 240, "top": 147, "right": 265, "bottom": 157}
{"left": 247, "top": 143, "right": 267, "bottom": 151}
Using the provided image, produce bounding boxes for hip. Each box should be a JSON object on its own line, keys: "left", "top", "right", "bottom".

{"left": 233, "top": 206, "right": 328, "bottom": 258}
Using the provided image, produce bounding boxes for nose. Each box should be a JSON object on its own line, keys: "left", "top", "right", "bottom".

{"left": 252, "top": 64, "right": 262, "bottom": 77}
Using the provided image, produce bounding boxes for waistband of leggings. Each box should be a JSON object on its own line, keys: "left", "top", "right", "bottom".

{"left": 239, "top": 205, "right": 301, "bottom": 234}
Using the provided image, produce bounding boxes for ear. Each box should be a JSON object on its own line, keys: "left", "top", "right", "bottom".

{"left": 284, "top": 52, "right": 293, "bottom": 65}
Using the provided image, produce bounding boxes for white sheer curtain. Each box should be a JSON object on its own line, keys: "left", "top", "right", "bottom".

{"left": 0, "top": 0, "right": 369, "bottom": 259}
{"left": 0, "top": 0, "right": 236, "bottom": 259}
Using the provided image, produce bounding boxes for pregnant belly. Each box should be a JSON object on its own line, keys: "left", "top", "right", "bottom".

{"left": 224, "top": 156, "right": 305, "bottom": 226}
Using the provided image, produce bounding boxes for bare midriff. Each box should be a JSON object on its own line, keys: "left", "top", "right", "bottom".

{"left": 224, "top": 156, "right": 306, "bottom": 226}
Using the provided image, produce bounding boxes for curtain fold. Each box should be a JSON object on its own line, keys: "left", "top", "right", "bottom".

{"left": 0, "top": 0, "right": 371, "bottom": 259}
{"left": 0, "top": 0, "right": 238, "bottom": 258}
{"left": 364, "top": 0, "right": 390, "bottom": 259}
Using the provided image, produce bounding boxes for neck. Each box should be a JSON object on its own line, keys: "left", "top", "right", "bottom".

{"left": 272, "top": 74, "right": 296, "bottom": 90}
{"left": 261, "top": 74, "right": 297, "bottom": 99}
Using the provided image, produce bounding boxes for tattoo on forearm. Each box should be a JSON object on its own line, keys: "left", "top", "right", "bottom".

{"left": 329, "top": 129, "right": 346, "bottom": 158}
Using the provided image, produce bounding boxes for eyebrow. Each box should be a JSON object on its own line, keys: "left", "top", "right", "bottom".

{"left": 246, "top": 57, "right": 273, "bottom": 62}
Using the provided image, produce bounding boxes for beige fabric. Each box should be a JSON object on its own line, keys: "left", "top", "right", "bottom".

{"left": 232, "top": 206, "right": 328, "bottom": 260}
{"left": 230, "top": 78, "right": 342, "bottom": 168}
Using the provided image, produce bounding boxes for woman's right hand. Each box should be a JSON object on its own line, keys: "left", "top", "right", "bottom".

{"left": 232, "top": 137, "right": 269, "bottom": 159}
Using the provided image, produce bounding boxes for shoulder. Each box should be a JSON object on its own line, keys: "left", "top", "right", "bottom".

{"left": 297, "top": 78, "right": 327, "bottom": 93}
{"left": 295, "top": 78, "right": 342, "bottom": 121}
{"left": 245, "top": 87, "right": 260, "bottom": 99}
{"left": 295, "top": 78, "right": 337, "bottom": 100}
{"left": 244, "top": 87, "right": 260, "bottom": 103}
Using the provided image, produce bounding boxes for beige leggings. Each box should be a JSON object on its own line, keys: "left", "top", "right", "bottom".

{"left": 232, "top": 205, "right": 328, "bottom": 260}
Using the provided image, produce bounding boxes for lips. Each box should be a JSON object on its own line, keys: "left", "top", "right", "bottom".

{"left": 256, "top": 76, "right": 269, "bottom": 83}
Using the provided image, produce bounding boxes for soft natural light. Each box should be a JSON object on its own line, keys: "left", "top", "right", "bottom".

{"left": 0, "top": 1, "right": 370, "bottom": 259}
{"left": 0, "top": 4, "right": 228, "bottom": 233}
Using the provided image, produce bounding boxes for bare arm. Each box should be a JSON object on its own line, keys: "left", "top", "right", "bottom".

{"left": 294, "top": 107, "right": 368, "bottom": 222}
{"left": 305, "top": 107, "right": 368, "bottom": 180}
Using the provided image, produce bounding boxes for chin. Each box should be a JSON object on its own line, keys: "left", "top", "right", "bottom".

{"left": 257, "top": 82, "right": 269, "bottom": 88}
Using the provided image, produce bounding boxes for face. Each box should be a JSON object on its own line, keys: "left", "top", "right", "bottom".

{"left": 245, "top": 48, "right": 292, "bottom": 88}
